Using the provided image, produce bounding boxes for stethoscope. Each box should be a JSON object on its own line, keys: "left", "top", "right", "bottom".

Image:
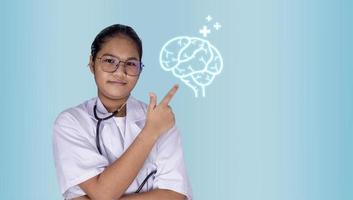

{"left": 93, "top": 100, "right": 157, "bottom": 193}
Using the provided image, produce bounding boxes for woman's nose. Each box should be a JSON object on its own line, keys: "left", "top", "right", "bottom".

{"left": 113, "top": 62, "right": 126, "bottom": 76}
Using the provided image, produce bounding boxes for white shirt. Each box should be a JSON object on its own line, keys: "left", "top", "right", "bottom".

{"left": 113, "top": 116, "right": 126, "bottom": 140}
{"left": 52, "top": 96, "right": 192, "bottom": 199}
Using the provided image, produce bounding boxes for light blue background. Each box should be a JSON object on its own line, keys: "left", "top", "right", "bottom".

{"left": 1, "top": 0, "right": 352, "bottom": 199}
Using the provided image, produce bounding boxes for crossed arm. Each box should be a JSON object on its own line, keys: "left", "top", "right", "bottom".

{"left": 72, "top": 189, "right": 186, "bottom": 200}
{"left": 74, "top": 127, "right": 186, "bottom": 200}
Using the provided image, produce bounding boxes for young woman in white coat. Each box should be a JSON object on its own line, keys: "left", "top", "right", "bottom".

{"left": 53, "top": 24, "right": 192, "bottom": 200}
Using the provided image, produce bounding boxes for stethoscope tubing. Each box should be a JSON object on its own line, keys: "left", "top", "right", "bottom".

{"left": 93, "top": 102, "right": 156, "bottom": 193}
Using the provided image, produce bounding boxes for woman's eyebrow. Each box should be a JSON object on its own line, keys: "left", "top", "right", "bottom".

{"left": 101, "top": 53, "right": 119, "bottom": 58}
{"left": 101, "top": 53, "right": 139, "bottom": 60}
{"left": 126, "top": 57, "right": 139, "bottom": 61}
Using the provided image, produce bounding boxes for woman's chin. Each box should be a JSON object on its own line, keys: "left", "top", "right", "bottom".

{"left": 107, "top": 91, "right": 130, "bottom": 100}
{"left": 99, "top": 89, "right": 130, "bottom": 100}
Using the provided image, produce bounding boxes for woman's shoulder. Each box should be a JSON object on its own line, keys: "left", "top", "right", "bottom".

{"left": 54, "top": 97, "right": 96, "bottom": 127}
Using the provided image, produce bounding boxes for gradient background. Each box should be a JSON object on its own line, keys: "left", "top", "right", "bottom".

{"left": 1, "top": 0, "right": 352, "bottom": 199}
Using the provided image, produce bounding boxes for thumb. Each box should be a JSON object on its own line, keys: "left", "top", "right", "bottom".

{"left": 148, "top": 92, "right": 157, "bottom": 112}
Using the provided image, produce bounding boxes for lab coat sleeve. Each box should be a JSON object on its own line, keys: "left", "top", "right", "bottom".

{"left": 153, "top": 126, "right": 193, "bottom": 200}
{"left": 52, "top": 111, "right": 109, "bottom": 197}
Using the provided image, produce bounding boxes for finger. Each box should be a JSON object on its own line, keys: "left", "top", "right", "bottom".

{"left": 148, "top": 92, "right": 157, "bottom": 112}
{"left": 160, "top": 84, "right": 179, "bottom": 106}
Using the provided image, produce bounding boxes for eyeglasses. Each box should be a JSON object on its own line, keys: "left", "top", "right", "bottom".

{"left": 96, "top": 55, "right": 144, "bottom": 76}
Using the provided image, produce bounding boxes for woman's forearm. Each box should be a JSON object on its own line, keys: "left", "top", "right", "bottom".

{"left": 72, "top": 189, "right": 186, "bottom": 200}
{"left": 119, "top": 189, "right": 186, "bottom": 200}
{"left": 79, "top": 127, "right": 158, "bottom": 200}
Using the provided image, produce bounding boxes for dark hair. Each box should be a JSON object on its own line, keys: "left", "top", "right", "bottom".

{"left": 91, "top": 24, "right": 143, "bottom": 61}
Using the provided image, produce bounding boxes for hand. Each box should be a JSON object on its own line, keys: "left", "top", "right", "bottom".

{"left": 144, "top": 84, "right": 179, "bottom": 139}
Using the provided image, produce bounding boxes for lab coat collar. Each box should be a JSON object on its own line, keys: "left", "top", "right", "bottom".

{"left": 88, "top": 95, "right": 146, "bottom": 123}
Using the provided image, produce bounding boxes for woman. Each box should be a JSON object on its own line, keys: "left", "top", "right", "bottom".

{"left": 53, "top": 24, "right": 192, "bottom": 200}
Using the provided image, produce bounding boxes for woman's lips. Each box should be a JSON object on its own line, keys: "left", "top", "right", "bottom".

{"left": 107, "top": 80, "right": 127, "bottom": 85}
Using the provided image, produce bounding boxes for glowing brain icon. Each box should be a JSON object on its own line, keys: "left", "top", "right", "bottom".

{"left": 159, "top": 36, "right": 223, "bottom": 97}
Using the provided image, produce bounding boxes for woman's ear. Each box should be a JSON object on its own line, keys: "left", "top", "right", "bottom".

{"left": 88, "top": 55, "right": 95, "bottom": 74}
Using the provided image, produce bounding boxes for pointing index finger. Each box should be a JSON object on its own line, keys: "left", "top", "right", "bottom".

{"left": 160, "top": 85, "right": 179, "bottom": 106}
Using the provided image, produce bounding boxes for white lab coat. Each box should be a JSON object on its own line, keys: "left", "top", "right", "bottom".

{"left": 52, "top": 96, "right": 192, "bottom": 199}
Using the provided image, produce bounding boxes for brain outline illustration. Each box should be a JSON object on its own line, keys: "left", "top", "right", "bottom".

{"left": 159, "top": 36, "right": 223, "bottom": 97}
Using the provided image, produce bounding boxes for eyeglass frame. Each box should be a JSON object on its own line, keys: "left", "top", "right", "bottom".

{"left": 95, "top": 54, "right": 144, "bottom": 76}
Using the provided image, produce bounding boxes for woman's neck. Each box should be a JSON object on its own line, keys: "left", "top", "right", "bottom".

{"left": 98, "top": 92, "right": 128, "bottom": 117}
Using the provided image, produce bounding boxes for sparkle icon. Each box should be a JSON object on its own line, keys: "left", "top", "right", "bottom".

{"left": 199, "top": 26, "right": 211, "bottom": 37}
{"left": 213, "top": 22, "right": 222, "bottom": 30}
{"left": 205, "top": 15, "right": 213, "bottom": 22}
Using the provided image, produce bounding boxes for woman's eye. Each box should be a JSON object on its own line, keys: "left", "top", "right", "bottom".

{"left": 103, "top": 58, "right": 115, "bottom": 64}
{"left": 126, "top": 61, "right": 138, "bottom": 67}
